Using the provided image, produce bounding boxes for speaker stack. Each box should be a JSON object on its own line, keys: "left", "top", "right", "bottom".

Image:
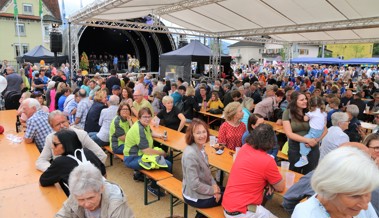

{"left": 50, "top": 32, "right": 62, "bottom": 53}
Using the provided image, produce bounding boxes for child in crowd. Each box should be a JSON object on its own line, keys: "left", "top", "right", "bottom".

{"left": 207, "top": 91, "right": 224, "bottom": 111}
{"left": 326, "top": 97, "right": 341, "bottom": 128}
{"left": 295, "top": 96, "right": 327, "bottom": 167}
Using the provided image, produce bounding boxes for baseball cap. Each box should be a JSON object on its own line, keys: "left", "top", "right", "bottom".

{"left": 112, "top": 85, "right": 121, "bottom": 90}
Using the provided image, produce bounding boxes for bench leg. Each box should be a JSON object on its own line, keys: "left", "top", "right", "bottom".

{"left": 183, "top": 203, "right": 188, "bottom": 218}
{"left": 170, "top": 194, "right": 174, "bottom": 218}
{"left": 109, "top": 153, "right": 114, "bottom": 166}
{"left": 144, "top": 176, "right": 148, "bottom": 205}
{"left": 143, "top": 175, "right": 160, "bottom": 205}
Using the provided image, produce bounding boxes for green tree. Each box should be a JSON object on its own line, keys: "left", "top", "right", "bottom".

{"left": 373, "top": 43, "right": 379, "bottom": 56}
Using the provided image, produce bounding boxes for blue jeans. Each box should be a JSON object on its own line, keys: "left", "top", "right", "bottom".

{"left": 88, "top": 132, "right": 109, "bottom": 147}
{"left": 299, "top": 128, "right": 323, "bottom": 156}
{"left": 112, "top": 144, "right": 124, "bottom": 154}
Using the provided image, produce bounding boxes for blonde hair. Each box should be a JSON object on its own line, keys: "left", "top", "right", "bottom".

{"left": 162, "top": 95, "right": 173, "bottom": 104}
{"left": 186, "top": 86, "right": 195, "bottom": 96}
{"left": 223, "top": 102, "right": 241, "bottom": 121}
{"left": 94, "top": 90, "right": 107, "bottom": 102}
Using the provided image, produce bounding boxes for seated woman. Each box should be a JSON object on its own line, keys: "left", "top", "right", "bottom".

{"left": 292, "top": 146, "right": 379, "bottom": 218}
{"left": 218, "top": 102, "right": 246, "bottom": 151}
{"left": 242, "top": 114, "right": 279, "bottom": 159}
{"left": 123, "top": 107, "right": 172, "bottom": 197}
{"left": 222, "top": 124, "right": 284, "bottom": 218}
{"left": 40, "top": 129, "right": 106, "bottom": 196}
{"left": 85, "top": 90, "right": 108, "bottom": 134}
{"left": 155, "top": 96, "right": 186, "bottom": 132}
{"left": 182, "top": 119, "right": 223, "bottom": 218}
{"left": 110, "top": 102, "right": 133, "bottom": 154}
{"left": 56, "top": 162, "right": 135, "bottom": 218}
{"left": 30, "top": 91, "right": 49, "bottom": 113}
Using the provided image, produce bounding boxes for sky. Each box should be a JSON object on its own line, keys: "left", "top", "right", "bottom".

{"left": 58, "top": 0, "right": 95, "bottom": 18}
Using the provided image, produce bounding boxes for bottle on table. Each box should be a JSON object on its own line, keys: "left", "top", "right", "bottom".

{"left": 16, "top": 115, "right": 22, "bottom": 133}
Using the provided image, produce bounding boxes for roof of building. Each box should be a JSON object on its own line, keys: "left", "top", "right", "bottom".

{"left": 0, "top": 0, "right": 61, "bottom": 20}
{"left": 228, "top": 41, "right": 264, "bottom": 48}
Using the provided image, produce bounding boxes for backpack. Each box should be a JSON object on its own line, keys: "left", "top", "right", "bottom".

{"left": 175, "top": 99, "right": 186, "bottom": 113}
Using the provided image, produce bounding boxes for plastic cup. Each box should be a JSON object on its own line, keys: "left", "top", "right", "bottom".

{"left": 154, "top": 118, "right": 160, "bottom": 127}
{"left": 366, "top": 106, "right": 370, "bottom": 113}
{"left": 210, "top": 136, "right": 216, "bottom": 147}
{"left": 281, "top": 161, "right": 290, "bottom": 171}
{"left": 285, "top": 172, "right": 295, "bottom": 188}
{"left": 235, "top": 147, "right": 241, "bottom": 156}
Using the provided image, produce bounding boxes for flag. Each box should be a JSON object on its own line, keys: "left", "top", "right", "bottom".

{"left": 13, "top": 0, "right": 18, "bottom": 17}
{"left": 39, "top": 0, "right": 43, "bottom": 18}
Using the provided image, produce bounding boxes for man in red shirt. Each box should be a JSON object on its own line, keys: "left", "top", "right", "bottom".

{"left": 222, "top": 124, "right": 284, "bottom": 218}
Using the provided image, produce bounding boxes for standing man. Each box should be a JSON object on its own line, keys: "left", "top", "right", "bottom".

{"left": 23, "top": 98, "right": 53, "bottom": 152}
{"left": 106, "top": 69, "right": 121, "bottom": 95}
{"left": 3, "top": 66, "right": 24, "bottom": 94}
{"left": 74, "top": 89, "right": 93, "bottom": 129}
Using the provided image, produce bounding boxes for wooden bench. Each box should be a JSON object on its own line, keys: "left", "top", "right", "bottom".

{"left": 140, "top": 169, "right": 173, "bottom": 205}
{"left": 277, "top": 151, "right": 288, "bottom": 161}
{"left": 103, "top": 146, "right": 173, "bottom": 205}
{"left": 157, "top": 177, "right": 224, "bottom": 218}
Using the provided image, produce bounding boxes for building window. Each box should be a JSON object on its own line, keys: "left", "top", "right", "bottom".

{"left": 14, "top": 44, "right": 29, "bottom": 56}
{"left": 15, "top": 23, "right": 26, "bottom": 36}
{"left": 23, "top": 4, "right": 33, "bottom": 15}
{"left": 264, "top": 49, "right": 281, "bottom": 54}
{"left": 298, "top": 49, "right": 309, "bottom": 55}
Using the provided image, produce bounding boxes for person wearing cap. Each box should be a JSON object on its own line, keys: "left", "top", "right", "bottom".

{"left": 112, "top": 85, "right": 121, "bottom": 98}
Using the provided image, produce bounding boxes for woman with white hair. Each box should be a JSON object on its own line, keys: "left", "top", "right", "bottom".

{"left": 56, "top": 162, "right": 135, "bottom": 218}
{"left": 154, "top": 95, "right": 186, "bottom": 132}
{"left": 344, "top": 104, "right": 362, "bottom": 142}
{"left": 292, "top": 146, "right": 379, "bottom": 218}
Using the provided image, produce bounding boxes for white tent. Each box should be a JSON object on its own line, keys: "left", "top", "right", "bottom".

{"left": 68, "top": 0, "right": 379, "bottom": 44}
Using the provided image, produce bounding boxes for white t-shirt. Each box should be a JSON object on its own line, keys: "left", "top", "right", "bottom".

{"left": 292, "top": 194, "right": 378, "bottom": 218}
{"left": 306, "top": 108, "right": 327, "bottom": 130}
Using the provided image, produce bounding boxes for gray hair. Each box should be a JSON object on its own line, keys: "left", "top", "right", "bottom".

{"left": 24, "top": 98, "right": 41, "bottom": 110}
{"left": 346, "top": 105, "right": 359, "bottom": 117}
{"left": 162, "top": 95, "right": 173, "bottom": 104}
{"left": 108, "top": 95, "right": 120, "bottom": 106}
{"left": 68, "top": 162, "right": 104, "bottom": 196}
{"left": 311, "top": 146, "right": 379, "bottom": 200}
{"left": 331, "top": 112, "right": 349, "bottom": 126}
{"left": 48, "top": 110, "right": 66, "bottom": 126}
{"left": 244, "top": 82, "right": 250, "bottom": 89}
{"left": 242, "top": 97, "right": 254, "bottom": 110}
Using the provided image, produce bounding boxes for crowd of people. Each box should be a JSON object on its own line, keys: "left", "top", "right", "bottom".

{"left": 1, "top": 60, "right": 379, "bottom": 217}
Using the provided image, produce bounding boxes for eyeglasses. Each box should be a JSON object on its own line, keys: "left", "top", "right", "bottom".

{"left": 369, "top": 146, "right": 379, "bottom": 152}
{"left": 141, "top": 116, "right": 152, "bottom": 119}
{"left": 53, "top": 120, "right": 68, "bottom": 128}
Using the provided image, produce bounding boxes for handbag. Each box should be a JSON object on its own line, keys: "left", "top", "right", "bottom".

{"left": 208, "top": 108, "right": 223, "bottom": 114}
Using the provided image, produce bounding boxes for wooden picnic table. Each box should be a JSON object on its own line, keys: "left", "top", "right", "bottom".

{"left": 0, "top": 110, "right": 67, "bottom": 218}
{"left": 204, "top": 144, "right": 302, "bottom": 197}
